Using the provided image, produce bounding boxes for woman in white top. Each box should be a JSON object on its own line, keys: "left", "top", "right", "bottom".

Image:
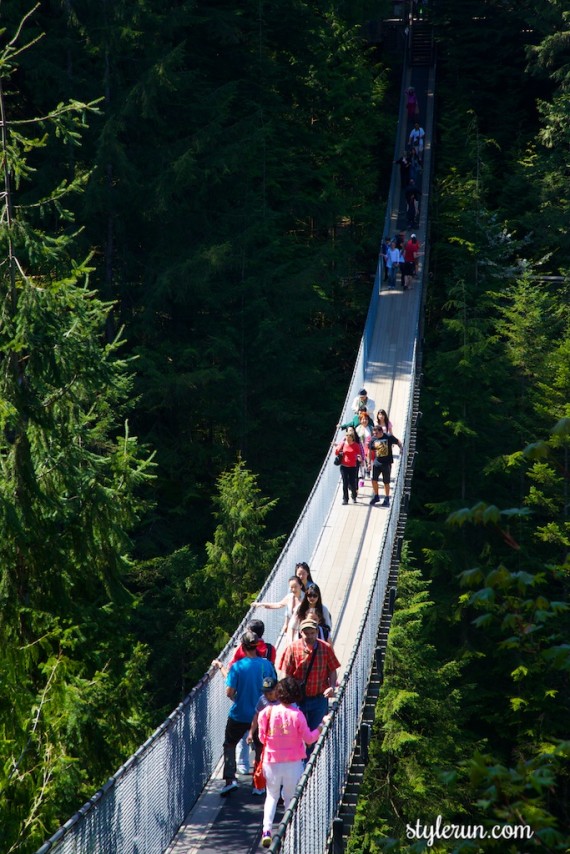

{"left": 255, "top": 576, "right": 304, "bottom": 644}
{"left": 355, "top": 410, "right": 374, "bottom": 477}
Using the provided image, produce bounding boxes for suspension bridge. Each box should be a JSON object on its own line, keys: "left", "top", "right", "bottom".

{"left": 37, "top": 13, "right": 436, "bottom": 854}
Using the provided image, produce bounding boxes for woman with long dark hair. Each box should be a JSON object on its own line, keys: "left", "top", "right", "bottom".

{"left": 295, "top": 561, "right": 313, "bottom": 589}
{"left": 376, "top": 408, "right": 393, "bottom": 435}
{"left": 290, "top": 583, "right": 332, "bottom": 643}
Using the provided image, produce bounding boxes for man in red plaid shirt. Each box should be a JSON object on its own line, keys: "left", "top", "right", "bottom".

{"left": 278, "top": 619, "right": 340, "bottom": 734}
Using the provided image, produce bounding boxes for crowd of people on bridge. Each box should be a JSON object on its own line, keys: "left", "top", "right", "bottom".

{"left": 210, "top": 384, "right": 405, "bottom": 849}
{"left": 212, "top": 561, "right": 338, "bottom": 848}
{"left": 386, "top": 84, "right": 427, "bottom": 289}
{"left": 335, "top": 388, "right": 403, "bottom": 508}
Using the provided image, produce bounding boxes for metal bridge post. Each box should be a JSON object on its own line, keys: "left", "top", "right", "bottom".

{"left": 332, "top": 817, "right": 344, "bottom": 854}
{"left": 360, "top": 723, "right": 370, "bottom": 765}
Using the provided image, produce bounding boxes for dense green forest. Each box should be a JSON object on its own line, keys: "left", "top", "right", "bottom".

{"left": 1, "top": 0, "right": 568, "bottom": 851}
{"left": 348, "top": 1, "right": 570, "bottom": 851}
{"left": 0, "top": 0, "right": 393, "bottom": 850}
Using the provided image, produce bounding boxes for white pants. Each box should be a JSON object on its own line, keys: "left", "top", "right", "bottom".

{"left": 263, "top": 760, "right": 304, "bottom": 833}
{"left": 236, "top": 733, "right": 250, "bottom": 771}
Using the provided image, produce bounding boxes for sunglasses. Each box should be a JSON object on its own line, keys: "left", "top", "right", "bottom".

{"left": 306, "top": 592, "right": 319, "bottom": 598}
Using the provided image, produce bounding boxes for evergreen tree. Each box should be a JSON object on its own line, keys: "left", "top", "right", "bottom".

{"left": 127, "top": 546, "right": 201, "bottom": 714}
{"left": 353, "top": 4, "right": 570, "bottom": 849}
{"left": 199, "top": 457, "right": 283, "bottom": 648}
{"left": 0, "top": 12, "right": 153, "bottom": 850}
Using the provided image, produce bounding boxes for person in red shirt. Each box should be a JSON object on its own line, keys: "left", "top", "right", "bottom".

{"left": 278, "top": 619, "right": 340, "bottom": 736}
{"left": 227, "top": 620, "right": 277, "bottom": 666}
{"left": 403, "top": 233, "right": 421, "bottom": 289}
{"left": 334, "top": 431, "right": 362, "bottom": 505}
{"left": 212, "top": 620, "right": 277, "bottom": 675}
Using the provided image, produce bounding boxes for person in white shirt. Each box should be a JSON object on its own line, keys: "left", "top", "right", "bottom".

{"left": 408, "top": 122, "right": 425, "bottom": 162}
{"left": 351, "top": 388, "right": 375, "bottom": 421}
{"left": 386, "top": 241, "right": 401, "bottom": 290}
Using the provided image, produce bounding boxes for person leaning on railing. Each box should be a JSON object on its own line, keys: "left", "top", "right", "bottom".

{"left": 253, "top": 576, "right": 304, "bottom": 645}
{"left": 218, "top": 630, "right": 277, "bottom": 797}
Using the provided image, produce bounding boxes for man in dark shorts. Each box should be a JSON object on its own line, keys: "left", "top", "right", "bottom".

{"left": 368, "top": 425, "right": 403, "bottom": 507}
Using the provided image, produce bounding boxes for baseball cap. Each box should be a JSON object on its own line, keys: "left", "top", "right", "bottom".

{"left": 300, "top": 619, "right": 319, "bottom": 632}
{"left": 241, "top": 630, "right": 260, "bottom": 650}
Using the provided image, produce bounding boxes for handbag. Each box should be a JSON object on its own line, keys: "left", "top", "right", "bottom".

{"left": 253, "top": 706, "right": 275, "bottom": 790}
{"left": 253, "top": 750, "right": 266, "bottom": 790}
{"left": 333, "top": 452, "right": 343, "bottom": 466}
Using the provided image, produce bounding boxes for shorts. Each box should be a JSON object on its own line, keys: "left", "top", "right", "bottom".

{"left": 372, "top": 461, "right": 391, "bottom": 485}
{"left": 402, "top": 261, "right": 414, "bottom": 276}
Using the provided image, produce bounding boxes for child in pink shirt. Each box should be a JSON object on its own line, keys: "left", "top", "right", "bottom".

{"left": 258, "top": 677, "right": 330, "bottom": 848}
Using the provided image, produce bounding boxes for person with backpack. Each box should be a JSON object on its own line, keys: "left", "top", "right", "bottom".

{"left": 217, "top": 630, "right": 277, "bottom": 796}
{"left": 212, "top": 619, "right": 277, "bottom": 674}
{"left": 212, "top": 620, "right": 277, "bottom": 775}
{"left": 408, "top": 122, "right": 425, "bottom": 163}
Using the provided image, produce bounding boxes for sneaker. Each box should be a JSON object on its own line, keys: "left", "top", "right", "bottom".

{"left": 382, "top": 497, "right": 390, "bottom": 507}
{"left": 220, "top": 780, "right": 238, "bottom": 797}
{"left": 237, "top": 765, "right": 250, "bottom": 775}
{"left": 342, "top": 499, "right": 348, "bottom": 505}
{"left": 369, "top": 495, "right": 380, "bottom": 505}
{"left": 252, "top": 786, "right": 266, "bottom": 796}
{"left": 261, "top": 831, "right": 272, "bottom": 848}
